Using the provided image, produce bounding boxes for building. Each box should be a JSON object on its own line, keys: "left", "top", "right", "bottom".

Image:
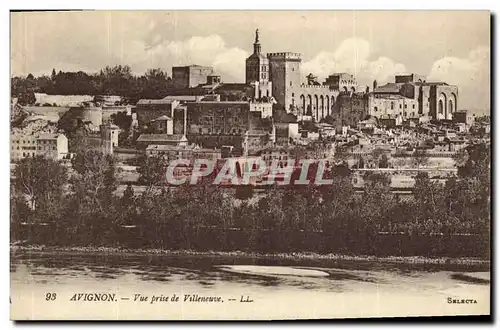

{"left": 36, "top": 133, "right": 69, "bottom": 160}
{"left": 34, "top": 93, "right": 93, "bottom": 107}
{"left": 243, "top": 30, "right": 369, "bottom": 123}
{"left": 331, "top": 92, "right": 370, "bottom": 129}
{"left": 259, "top": 147, "right": 294, "bottom": 169}
{"left": 100, "top": 123, "right": 120, "bottom": 154}
{"left": 274, "top": 122, "right": 300, "bottom": 146}
{"left": 324, "top": 73, "right": 358, "bottom": 93}
{"left": 245, "top": 29, "right": 273, "bottom": 100}
{"left": 187, "top": 101, "right": 251, "bottom": 135}
{"left": 136, "top": 134, "right": 188, "bottom": 149}
{"left": 453, "top": 110, "right": 474, "bottom": 127}
{"left": 11, "top": 132, "right": 68, "bottom": 161}
{"left": 11, "top": 133, "right": 38, "bottom": 161}
{"left": 94, "top": 95, "right": 124, "bottom": 106}
{"left": 136, "top": 98, "right": 180, "bottom": 126}
{"left": 58, "top": 106, "right": 103, "bottom": 132}
{"left": 367, "top": 75, "right": 458, "bottom": 122}
{"left": 427, "top": 82, "right": 459, "bottom": 120}
{"left": 368, "top": 83, "right": 419, "bottom": 119}
{"left": 150, "top": 115, "right": 174, "bottom": 134}
{"left": 136, "top": 98, "right": 187, "bottom": 134}
{"left": 243, "top": 129, "right": 271, "bottom": 155}
{"left": 172, "top": 65, "right": 214, "bottom": 89}
{"left": 145, "top": 144, "right": 221, "bottom": 164}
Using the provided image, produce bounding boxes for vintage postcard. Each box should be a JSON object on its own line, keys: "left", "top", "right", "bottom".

{"left": 10, "top": 10, "right": 491, "bottom": 320}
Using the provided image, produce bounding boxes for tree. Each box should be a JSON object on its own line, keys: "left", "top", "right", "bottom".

{"left": 358, "top": 156, "right": 365, "bottom": 169}
{"left": 412, "top": 149, "right": 429, "bottom": 168}
{"left": 137, "top": 154, "right": 169, "bottom": 189}
{"left": 362, "top": 172, "right": 393, "bottom": 233}
{"left": 413, "top": 172, "right": 445, "bottom": 232}
{"left": 111, "top": 111, "right": 132, "bottom": 130}
{"left": 379, "top": 153, "right": 389, "bottom": 168}
{"left": 321, "top": 115, "right": 335, "bottom": 125}
{"left": 14, "top": 156, "right": 68, "bottom": 212}
{"left": 235, "top": 185, "right": 254, "bottom": 200}
{"left": 71, "top": 150, "right": 118, "bottom": 210}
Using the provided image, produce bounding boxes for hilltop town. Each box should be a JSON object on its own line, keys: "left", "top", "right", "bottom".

{"left": 10, "top": 29, "right": 491, "bottom": 259}
{"left": 11, "top": 29, "right": 490, "bottom": 194}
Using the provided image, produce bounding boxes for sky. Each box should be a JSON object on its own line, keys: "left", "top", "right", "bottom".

{"left": 11, "top": 11, "right": 490, "bottom": 111}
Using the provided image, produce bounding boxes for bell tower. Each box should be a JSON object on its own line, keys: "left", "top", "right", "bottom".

{"left": 253, "top": 29, "right": 261, "bottom": 54}
{"left": 245, "top": 29, "right": 269, "bottom": 84}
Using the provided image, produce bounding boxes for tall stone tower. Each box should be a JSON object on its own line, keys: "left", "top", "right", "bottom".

{"left": 267, "top": 52, "right": 302, "bottom": 112}
{"left": 245, "top": 29, "right": 269, "bottom": 84}
{"left": 245, "top": 29, "right": 272, "bottom": 100}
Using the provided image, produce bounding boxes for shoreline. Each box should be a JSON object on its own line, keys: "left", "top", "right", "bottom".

{"left": 10, "top": 244, "right": 490, "bottom": 267}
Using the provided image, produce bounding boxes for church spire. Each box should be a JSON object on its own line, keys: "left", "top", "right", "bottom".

{"left": 253, "top": 28, "right": 261, "bottom": 54}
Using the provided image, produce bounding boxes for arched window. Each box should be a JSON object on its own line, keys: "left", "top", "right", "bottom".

{"left": 320, "top": 95, "right": 325, "bottom": 119}
{"left": 391, "top": 102, "right": 394, "bottom": 110}
{"left": 314, "top": 95, "right": 319, "bottom": 119}
{"left": 438, "top": 100, "right": 444, "bottom": 114}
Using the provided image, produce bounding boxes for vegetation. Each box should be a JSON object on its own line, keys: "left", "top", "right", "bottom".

{"left": 11, "top": 143, "right": 490, "bottom": 258}
{"left": 12, "top": 66, "right": 173, "bottom": 105}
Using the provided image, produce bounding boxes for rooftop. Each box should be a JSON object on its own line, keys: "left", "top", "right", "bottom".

{"left": 163, "top": 95, "right": 200, "bottom": 102}
{"left": 151, "top": 115, "right": 172, "bottom": 121}
{"left": 373, "top": 83, "right": 402, "bottom": 94}
{"left": 38, "top": 133, "right": 63, "bottom": 140}
{"left": 145, "top": 144, "right": 218, "bottom": 152}
{"left": 137, "top": 98, "right": 176, "bottom": 105}
{"left": 137, "top": 134, "right": 187, "bottom": 142}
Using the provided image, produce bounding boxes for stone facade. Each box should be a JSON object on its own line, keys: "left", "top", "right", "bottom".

{"left": 332, "top": 93, "right": 370, "bottom": 129}
{"left": 367, "top": 77, "right": 458, "bottom": 122}
{"left": 187, "top": 101, "right": 251, "bottom": 135}
{"left": 136, "top": 99, "right": 181, "bottom": 127}
{"left": 429, "top": 83, "right": 459, "bottom": 120}
{"left": 172, "top": 65, "right": 214, "bottom": 89}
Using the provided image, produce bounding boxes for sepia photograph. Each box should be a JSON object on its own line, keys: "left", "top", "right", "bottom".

{"left": 9, "top": 10, "right": 491, "bottom": 320}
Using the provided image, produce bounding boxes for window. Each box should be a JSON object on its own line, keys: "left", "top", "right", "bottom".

{"left": 404, "top": 104, "right": 407, "bottom": 109}
{"left": 290, "top": 81, "right": 292, "bottom": 86}
{"left": 391, "top": 102, "right": 394, "bottom": 110}
{"left": 412, "top": 104, "right": 415, "bottom": 109}
{"left": 374, "top": 107, "right": 378, "bottom": 112}
{"left": 399, "top": 104, "right": 402, "bottom": 109}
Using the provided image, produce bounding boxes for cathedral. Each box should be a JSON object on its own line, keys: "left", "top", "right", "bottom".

{"left": 245, "top": 29, "right": 358, "bottom": 122}
{"left": 244, "top": 29, "right": 458, "bottom": 126}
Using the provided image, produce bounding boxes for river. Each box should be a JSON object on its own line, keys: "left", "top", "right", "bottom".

{"left": 10, "top": 251, "right": 490, "bottom": 320}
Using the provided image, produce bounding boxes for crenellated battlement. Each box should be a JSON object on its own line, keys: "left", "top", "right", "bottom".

{"left": 300, "top": 84, "right": 339, "bottom": 91}
{"left": 267, "top": 52, "right": 302, "bottom": 60}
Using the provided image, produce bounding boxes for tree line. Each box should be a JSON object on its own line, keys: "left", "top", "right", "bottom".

{"left": 12, "top": 66, "right": 173, "bottom": 105}
{"left": 10, "top": 143, "right": 490, "bottom": 257}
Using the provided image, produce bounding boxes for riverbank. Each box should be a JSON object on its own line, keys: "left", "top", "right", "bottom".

{"left": 10, "top": 243, "right": 490, "bottom": 267}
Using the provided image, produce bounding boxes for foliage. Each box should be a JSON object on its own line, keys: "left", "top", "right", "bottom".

{"left": 412, "top": 149, "right": 429, "bottom": 168}
{"left": 11, "top": 66, "right": 173, "bottom": 105}
{"left": 10, "top": 145, "right": 491, "bottom": 257}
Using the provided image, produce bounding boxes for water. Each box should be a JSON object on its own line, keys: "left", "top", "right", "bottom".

{"left": 10, "top": 252, "right": 490, "bottom": 320}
